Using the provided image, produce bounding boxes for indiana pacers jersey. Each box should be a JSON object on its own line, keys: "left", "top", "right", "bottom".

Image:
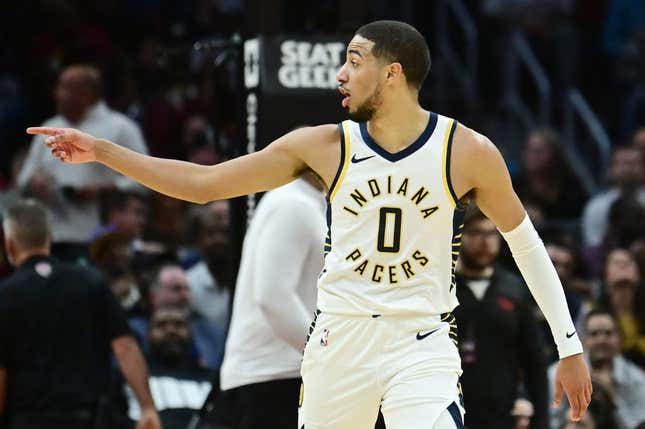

{"left": 317, "top": 112, "right": 466, "bottom": 316}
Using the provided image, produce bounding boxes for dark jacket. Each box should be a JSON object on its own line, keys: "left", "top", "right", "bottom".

{"left": 0, "top": 255, "right": 131, "bottom": 427}
{"left": 454, "top": 266, "right": 549, "bottom": 429}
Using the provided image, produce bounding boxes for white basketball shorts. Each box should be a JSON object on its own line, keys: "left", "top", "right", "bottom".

{"left": 298, "top": 311, "right": 465, "bottom": 429}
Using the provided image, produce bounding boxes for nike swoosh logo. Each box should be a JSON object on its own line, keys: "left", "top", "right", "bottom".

{"left": 566, "top": 331, "right": 577, "bottom": 339}
{"left": 351, "top": 154, "right": 375, "bottom": 163}
{"left": 416, "top": 328, "right": 440, "bottom": 341}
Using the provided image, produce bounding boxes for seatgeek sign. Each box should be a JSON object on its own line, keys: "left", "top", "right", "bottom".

{"left": 245, "top": 36, "right": 347, "bottom": 93}
{"left": 278, "top": 40, "right": 345, "bottom": 89}
{"left": 243, "top": 35, "right": 346, "bottom": 220}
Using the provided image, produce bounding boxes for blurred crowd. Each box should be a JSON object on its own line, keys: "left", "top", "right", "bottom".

{"left": 1, "top": 1, "right": 645, "bottom": 429}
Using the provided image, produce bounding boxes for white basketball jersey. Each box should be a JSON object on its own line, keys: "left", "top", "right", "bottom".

{"left": 317, "top": 112, "right": 466, "bottom": 316}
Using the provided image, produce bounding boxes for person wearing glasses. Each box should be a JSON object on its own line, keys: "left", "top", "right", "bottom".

{"left": 549, "top": 309, "right": 645, "bottom": 429}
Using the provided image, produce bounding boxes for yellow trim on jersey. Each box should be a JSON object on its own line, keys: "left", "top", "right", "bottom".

{"left": 329, "top": 122, "right": 351, "bottom": 203}
{"left": 441, "top": 119, "right": 457, "bottom": 208}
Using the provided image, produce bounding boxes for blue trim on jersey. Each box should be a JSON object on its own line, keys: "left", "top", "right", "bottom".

{"left": 324, "top": 124, "right": 347, "bottom": 257}
{"left": 445, "top": 120, "right": 461, "bottom": 206}
{"left": 447, "top": 402, "right": 464, "bottom": 429}
{"left": 449, "top": 206, "right": 466, "bottom": 292}
{"left": 451, "top": 206, "right": 466, "bottom": 242}
{"left": 324, "top": 202, "right": 332, "bottom": 257}
{"left": 328, "top": 123, "right": 347, "bottom": 197}
{"left": 358, "top": 111, "right": 438, "bottom": 162}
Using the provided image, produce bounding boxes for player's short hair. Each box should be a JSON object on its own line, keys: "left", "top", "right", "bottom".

{"left": 2, "top": 199, "right": 51, "bottom": 249}
{"left": 356, "top": 20, "right": 431, "bottom": 89}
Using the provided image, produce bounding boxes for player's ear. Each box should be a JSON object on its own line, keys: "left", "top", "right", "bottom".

{"left": 385, "top": 62, "right": 403, "bottom": 84}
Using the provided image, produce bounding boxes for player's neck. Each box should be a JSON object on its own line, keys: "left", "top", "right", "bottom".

{"left": 367, "top": 97, "right": 428, "bottom": 154}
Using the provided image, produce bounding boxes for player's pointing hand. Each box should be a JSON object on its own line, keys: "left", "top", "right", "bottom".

{"left": 26, "top": 127, "right": 98, "bottom": 163}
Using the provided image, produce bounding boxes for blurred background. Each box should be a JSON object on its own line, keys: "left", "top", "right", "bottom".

{"left": 1, "top": 1, "right": 645, "bottom": 429}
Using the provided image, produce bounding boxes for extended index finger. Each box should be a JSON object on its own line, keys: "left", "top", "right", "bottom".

{"left": 26, "top": 127, "right": 66, "bottom": 136}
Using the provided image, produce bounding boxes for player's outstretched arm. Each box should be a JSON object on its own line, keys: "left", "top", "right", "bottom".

{"left": 26, "top": 126, "right": 332, "bottom": 204}
{"left": 453, "top": 124, "right": 592, "bottom": 421}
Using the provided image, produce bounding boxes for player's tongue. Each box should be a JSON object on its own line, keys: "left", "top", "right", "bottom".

{"left": 341, "top": 96, "right": 351, "bottom": 107}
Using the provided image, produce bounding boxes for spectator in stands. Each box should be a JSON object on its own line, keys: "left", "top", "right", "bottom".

{"left": 549, "top": 310, "right": 645, "bottom": 429}
{"left": 512, "top": 398, "right": 534, "bottom": 429}
{"left": 186, "top": 200, "right": 231, "bottom": 328}
{"left": 220, "top": 173, "right": 326, "bottom": 429}
{"left": 616, "top": 31, "right": 645, "bottom": 139}
{"left": 546, "top": 242, "right": 582, "bottom": 312}
{"left": 630, "top": 238, "right": 645, "bottom": 283}
{"left": 145, "top": 194, "right": 188, "bottom": 256}
{"left": 587, "top": 380, "right": 620, "bottom": 429}
{"left": 146, "top": 263, "right": 225, "bottom": 370}
{"left": 95, "top": 190, "right": 147, "bottom": 242}
{"left": 582, "top": 147, "right": 645, "bottom": 253}
{"left": 0, "top": 232, "right": 9, "bottom": 282}
{"left": 598, "top": 249, "right": 645, "bottom": 367}
{"left": 90, "top": 230, "right": 135, "bottom": 279}
{"left": 181, "top": 115, "right": 224, "bottom": 166}
{"left": 0, "top": 199, "right": 160, "bottom": 429}
{"left": 605, "top": 190, "right": 645, "bottom": 251}
{"left": 0, "top": 75, "right": 28, "bottom": 182}
{"left": 0, "top": 149, "right": 26, "bottom": 213}
{"left": 561, "top": 412, "right": 596, "bottom": 429}
{"left": 0, "top": 150, "right": 26, "bottom": 280}
{"left": 17, "top": 64, "right": 148, "bottom": 263}
{"left": 514, "top": 128, "right": 586, "bottom": 220}
{"left": 603, "top": 0, "right": 645, "bottom": 57}
{"left": 116, "top": 307, "right": 213, "bottom": 429}
{"left": 105, "top": 265, "right": 146, "bottom": 319}
{"left": 632, "top": 127, "right": 645, "bottom": 167}
{"left": 546, "top": 241, "right": 587, "bottom": 323}
{"left": 454, "top": 206, "right": 548, "bottom": 429}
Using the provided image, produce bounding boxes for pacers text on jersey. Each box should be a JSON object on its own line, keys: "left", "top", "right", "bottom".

{"left": 341, "top": 175, "right": 438, "bottom": 285}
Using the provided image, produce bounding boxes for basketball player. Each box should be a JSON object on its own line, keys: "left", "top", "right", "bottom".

{"left": 28, "top": 20, "right": 591, "bottom": 429}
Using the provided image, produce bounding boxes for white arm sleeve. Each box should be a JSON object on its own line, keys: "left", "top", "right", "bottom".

{"left": 500, "top": 214, "right": 583, "bottom": 359}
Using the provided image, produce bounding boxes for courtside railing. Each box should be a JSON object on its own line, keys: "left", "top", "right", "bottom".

{"left": 504, "top": 31, "right": 551, "bottom": 128}
{"left": 434, "top": 0, "right": 478, "bottom": 104}
{"left": 563, "top": 88, "right": 612, "bottom": 194}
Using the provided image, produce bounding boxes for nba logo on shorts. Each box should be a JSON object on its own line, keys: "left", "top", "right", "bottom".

{"left": 320, "top": 329, "right": 330, "bottom": 346}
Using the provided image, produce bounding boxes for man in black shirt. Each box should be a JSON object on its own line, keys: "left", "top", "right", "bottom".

{"left": 453, "top": 206, "right": 548, "bottom": 429}
{"left": 0, "top": 199, "right": 161, "bottom": 429}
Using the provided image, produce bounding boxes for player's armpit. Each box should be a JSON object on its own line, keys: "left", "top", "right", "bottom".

{"left": 453, "top": 124, "right": 525, "bottom": 231}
